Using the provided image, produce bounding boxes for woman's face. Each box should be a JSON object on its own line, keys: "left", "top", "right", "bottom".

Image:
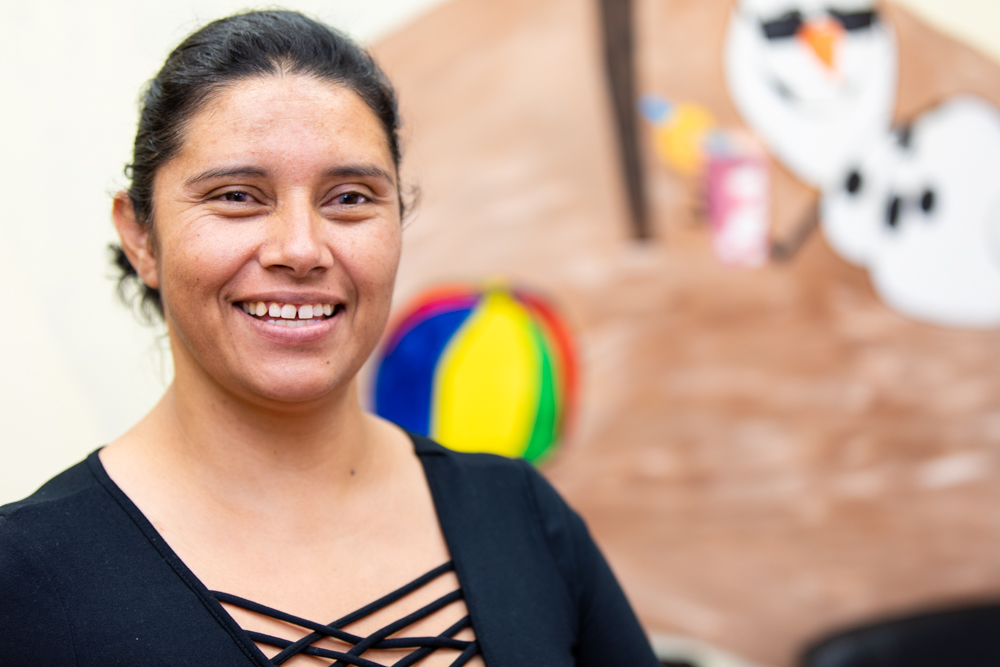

{"left": 140, "top": 75, "right": 402, "bottom": 406}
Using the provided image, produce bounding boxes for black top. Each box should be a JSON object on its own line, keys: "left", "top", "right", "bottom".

{"left": 0, "top": 433, "right": 659, "bottom": 667}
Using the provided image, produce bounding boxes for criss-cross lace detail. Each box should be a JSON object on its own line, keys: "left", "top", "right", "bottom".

{"left": 211, "top": 561, "right": 478, "bottom": 667}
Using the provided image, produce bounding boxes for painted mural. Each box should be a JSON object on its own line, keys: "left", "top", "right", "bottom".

{"left": 369, "top": 1, "right": 1000, "bottom": 665}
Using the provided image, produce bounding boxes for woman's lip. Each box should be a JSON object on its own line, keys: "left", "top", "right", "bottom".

{"left": 236, "top": 305, "right": 341, "bottom": 344}
{"left": 234, "top": 293, "right": 345, "bottom": 305}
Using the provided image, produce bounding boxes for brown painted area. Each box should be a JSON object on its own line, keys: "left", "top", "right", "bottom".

{"left": 370, "top": 1, "right": 1000, "bottom": 665}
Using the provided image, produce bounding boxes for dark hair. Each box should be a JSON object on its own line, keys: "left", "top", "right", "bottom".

{"left": 112, "top": 10, "right": 403, "bottom": 321}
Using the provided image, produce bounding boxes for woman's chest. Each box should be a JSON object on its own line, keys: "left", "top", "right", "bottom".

{"left": 160, "top": 489, "right": 485, "bottom": 665}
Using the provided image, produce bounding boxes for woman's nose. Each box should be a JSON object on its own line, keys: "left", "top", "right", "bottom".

{"left": 258, "top": 198, "right": 334, "bottom": 277}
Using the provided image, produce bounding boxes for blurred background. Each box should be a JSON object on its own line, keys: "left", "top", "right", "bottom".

{"left": 3, "top": 1, "right": 1000, "bottom": 666}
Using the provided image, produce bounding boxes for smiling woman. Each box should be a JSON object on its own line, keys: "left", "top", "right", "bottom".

{"left": 0, "top": 10, "right": 658, "bottom": 667}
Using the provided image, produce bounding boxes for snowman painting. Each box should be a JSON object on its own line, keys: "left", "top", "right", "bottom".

{"left": 724, "top": 0, "right": 897, "bottom": 188}
{"left": 822, "top": 96, "right": 1000, "bottom": 328}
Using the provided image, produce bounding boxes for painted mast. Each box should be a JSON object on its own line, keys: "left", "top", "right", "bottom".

{"left": 598, "top": 0, "right": 650, "bottom": 240}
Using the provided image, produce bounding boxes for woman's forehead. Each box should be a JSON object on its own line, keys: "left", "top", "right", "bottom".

{"left": 174, "top": 75, "right": 395, "bottom": 179}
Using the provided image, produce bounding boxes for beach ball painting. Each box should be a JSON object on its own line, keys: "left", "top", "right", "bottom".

{"left": 373, "top": 285, "right": 577, "bottom": 464}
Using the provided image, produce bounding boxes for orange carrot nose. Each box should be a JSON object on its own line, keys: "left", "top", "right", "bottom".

{"left": 798, "top": 18, "right": 843, "bottom": 69}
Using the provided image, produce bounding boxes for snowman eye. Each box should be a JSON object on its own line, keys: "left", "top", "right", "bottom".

{"left": 761, "top": 11, "right": 803, "bottom": 40}
{"left": 845, "top": 170, "right": 863, "bottom": 195}
{"left": 829, "top": 9, "right": 877, "bottom": 31}
{"left": 886, "top": 196, "right": 902, "bottom": 228}
{"left": 921, "top": 189, "right": 935, "bottom": 214}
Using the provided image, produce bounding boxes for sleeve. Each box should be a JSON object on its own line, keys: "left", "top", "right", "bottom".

{"left": 0, "top": 515, "right": 78, "bottom": 665}
{"left": 520, "top": 462, "right": 661, "bottom": 667}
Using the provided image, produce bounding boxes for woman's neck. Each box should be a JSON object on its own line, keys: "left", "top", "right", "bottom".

{"left": 103, "top": 351, "right": 390, "bottom": 516}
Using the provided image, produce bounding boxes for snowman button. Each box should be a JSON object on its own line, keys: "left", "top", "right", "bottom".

{"left": 846, "top": 170, "right": 863, "bottom": 194}
{"left": 887, "top": 195, "right": 902, "bottom": 228}
{"left": 920, "top": 189, "right": 935, "bottom": 214}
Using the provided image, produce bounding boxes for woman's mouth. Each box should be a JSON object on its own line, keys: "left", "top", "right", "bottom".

{"left": 238, "top": 301, "right": 344, "bottom": 328}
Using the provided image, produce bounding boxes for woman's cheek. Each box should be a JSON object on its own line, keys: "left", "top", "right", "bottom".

{"left": 341, "top": 220, "right": 402, "bottom": 292}
{"left": 164, "top": 220, "right": 262, "bottom": 294}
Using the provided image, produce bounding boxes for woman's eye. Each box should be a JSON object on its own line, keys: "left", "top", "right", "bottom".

{"left": 336, "top": 192, "right": 368, "bottom": 206}
{"left": 221, "top": 191, "right": 253, "bottom": 203}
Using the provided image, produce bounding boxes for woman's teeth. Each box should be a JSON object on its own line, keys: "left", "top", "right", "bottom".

{"left": 240, "top": 301, "right": 337, "bottom": 327}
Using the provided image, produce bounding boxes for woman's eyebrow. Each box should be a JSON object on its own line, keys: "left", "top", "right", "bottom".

{"left": 184, "top": 166, "right": 269, "bottom": 187}
{"left": 183, "top": 164, "right": 395, "bottom": 187}
{"left": 324, "top": 164, "right": 395, "bottom": 185}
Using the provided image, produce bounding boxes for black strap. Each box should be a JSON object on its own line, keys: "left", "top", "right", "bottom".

{"left": 210, "top": 561, "right": 479, "bottom": 667}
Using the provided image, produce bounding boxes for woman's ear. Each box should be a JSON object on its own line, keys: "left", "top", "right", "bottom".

{"left": 113, "top": 192, "right": 160, "bottom": 290}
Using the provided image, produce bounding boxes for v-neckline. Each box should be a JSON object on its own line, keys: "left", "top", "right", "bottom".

{"left": 84, "top": 433, "right": 466, "bottom": 667}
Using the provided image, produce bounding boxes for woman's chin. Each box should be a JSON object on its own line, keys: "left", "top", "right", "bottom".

{"left": 230, "top": 367, "right": 354, "bottom": 408}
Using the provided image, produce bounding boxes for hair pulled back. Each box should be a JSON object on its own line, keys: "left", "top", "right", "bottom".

{"left": 112, "top": 10, "right": 402, "bottom": 321}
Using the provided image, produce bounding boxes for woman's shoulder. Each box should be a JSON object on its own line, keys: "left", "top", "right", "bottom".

{"left": 0, "top": 453, "right": 116, "bottom": 585}
{"left": 409, "top": 433, "right": 661, "bottom": 666}
{"left": 0, "top": 455, "right": 108, "bottom": 664}
{"left": 0, "top": 454, "right": 103, "bottom": 531}
{"left": 409, "top": 432, "right": 577, "bottom": 519}
{"left": 0, "top": 450, "right": 140, "bottom": 584}
{"left": 409, "top": 432, "right": 591, "bottom": 581}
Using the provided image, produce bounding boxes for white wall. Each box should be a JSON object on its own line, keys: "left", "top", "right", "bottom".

{"left": 0, "top": 0, "right": 449, "bottom": 504}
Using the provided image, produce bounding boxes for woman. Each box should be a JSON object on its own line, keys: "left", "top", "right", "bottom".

{"left": 0, "top": 11, "right": 659, "bottom": 667}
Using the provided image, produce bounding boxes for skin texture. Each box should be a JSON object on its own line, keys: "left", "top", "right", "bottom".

{"left": 104, "top": 75, "right": 483, "bottom": 666}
